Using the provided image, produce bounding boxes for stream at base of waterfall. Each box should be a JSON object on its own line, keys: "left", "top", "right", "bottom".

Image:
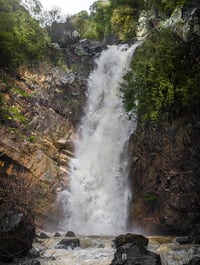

{"left": 35, "top": 234, "right": 115, "bottom": 265}
{"left": 33, "top": 233, "right": 199, "bottom": 265}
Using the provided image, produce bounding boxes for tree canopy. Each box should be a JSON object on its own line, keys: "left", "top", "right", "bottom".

{"left": 0, "top": 0, "right": 48, "bottom": 69}
{"left": 0, "top": 0, "right": 199, "bottom": 128}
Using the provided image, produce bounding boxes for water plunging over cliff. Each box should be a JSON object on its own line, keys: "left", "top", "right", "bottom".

{"left": 58, "top": 44, "right": 138, "bottom": 235}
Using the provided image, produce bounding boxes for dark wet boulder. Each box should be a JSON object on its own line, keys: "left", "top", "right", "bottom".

{"left": 183, "top": 256, "right": 200, "bottom": 265}
{"left": 176, "top": 235, "right": 200, "bottom": 245}
{"left": 65, "top": 231, "right": 76, "bottom": 237}
{"left": 74, "top": 39, "right": 105, "bottom": 57}
{"left": 0, "top": 209, "right": 35, "bottom": 262}
{"left": 38, "top": 232, "right": 49, "bottom": 239}
{"left": 176, "top": 236, "right": 193, "bottom": 244}
{"left": 110, "top": 243, "right": 161, "bottom": 265}
{"left": 54, "top": 232, "right": 61, "bottom": 237}
{"left": 111, "top": 234, "right": 161, "bottom": 265}
{"left": 192, "top": 236, "right": 200, "bottom": 244}
{"left": 113, "top": 233, "right": 149, "bottom": 248}
{"left": 11, "top": 260, "right": 41, "bottom": 265}
{"left": 56, "top": 238, "right": 80, "bottom": 249}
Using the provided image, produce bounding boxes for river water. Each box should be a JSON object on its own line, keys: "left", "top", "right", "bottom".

{"left": 34, "top": 234, "right": 199, "bottom": 265}
{"left": 34, "top": 234, "right": 115, "bottom": 265}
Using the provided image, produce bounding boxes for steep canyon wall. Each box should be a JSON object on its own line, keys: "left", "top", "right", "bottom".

{"left": 0, "top": 40, "right": 104, "bottom": 228}
{"left": 128, "top": 115, "right": 200, "bottom": 235}
{"left": 128, "top": 5, "right": 200, "bottom": 236}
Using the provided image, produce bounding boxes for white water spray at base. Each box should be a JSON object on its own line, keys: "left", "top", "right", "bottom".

{"left": 58, "top": 44, "right": 139, "bottom": 235}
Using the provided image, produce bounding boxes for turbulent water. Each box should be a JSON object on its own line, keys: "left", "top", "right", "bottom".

{"left": 58, "top": 43, "right": 139, "bottom": 235}
{"left": 36, "top": 235, "right": 199, "bottom": 265}
{"left": 36, "top": 235, "right": 115, "bottom": 265}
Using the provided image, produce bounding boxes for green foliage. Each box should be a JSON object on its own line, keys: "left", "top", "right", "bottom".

{"left": 82, "top": 22, "right": 100, "bottom": 40}
{"left": 151, "top": 0, "right": 185, "bottom": 15}
{"left": 3, "top": 105, "right": 27, "bottom": 124}
{"left": 0, "top": 81, "right": 27, "bottom": 125}
{"left": 27, "top": 135, "right": 35, "bottom": 142}
{"left": 90, "top": 0, "right": 112, "bottom": 39}
{"left": 13, "top": 87, "right": 29, "bottom": 97}
{"left": 71, "top": 1, "right": 112, "bottom": 41}
{"left": 111, "top": 5, "right": 136, "bottom": 41}
{"left": 71, "top": 11, "right": 91, "bottom": 38}
{"left": 163, "top": 0, "right": 185, "bottom": 12}
{"left": 110, "top": 0, "right": 144, "bottom": 11}
{"left": 146, "top": 0, "right": 198, "bottom": 16}
{"left": 144, "top": 194, "right": 157, "bottom": 201}
{"left": 69, "top": 0, "right": 199, "bottom": 42}
{"left": 71, "top": 0, "right": 139, "bottom": 41}
{"left": 0, "top": 91, "right": 7, "bottom": 124}
{"left": 0, "top": 0, "right": 49, "bottom": 69}
{"left": 123, "top": 29, "right": 200, "bottom": 126}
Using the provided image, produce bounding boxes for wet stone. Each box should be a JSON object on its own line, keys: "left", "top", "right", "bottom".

{"left": 56, "top": 238, "right": 80, "bottom": 249}
{"left": 38, "top": 232, "right": 49, "bottom": 239}
{"left": 54, "top": 232, "right": 61, "bottom": 237}
{"left": 110, "top": 243, "right": 161, "bottom": 265}
{"left": 113, "top": 233, "right": 149, "bottom": 248}
{"left": 65, "top": 231, "right": 76, "bottom": 237}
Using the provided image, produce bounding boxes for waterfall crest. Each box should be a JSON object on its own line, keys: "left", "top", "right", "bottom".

{"left": 59, "top": 44, "right": 138, "bottom": 235}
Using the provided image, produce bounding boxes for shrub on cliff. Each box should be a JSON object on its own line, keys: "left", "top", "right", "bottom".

{"left": 123, "top": 29, "right": 200, "bottom": 126}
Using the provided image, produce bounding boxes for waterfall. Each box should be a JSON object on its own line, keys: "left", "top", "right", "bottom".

{"left": 58, "top": 43, "right": 139, "bottom": 235}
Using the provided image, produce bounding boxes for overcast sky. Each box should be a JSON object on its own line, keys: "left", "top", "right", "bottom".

{"left": 40, "top": 0, "right": 95, "bottom": 15}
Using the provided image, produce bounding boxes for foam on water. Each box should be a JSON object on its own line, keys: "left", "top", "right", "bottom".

{"left": 58, "top": 43, "right": 139, "bottom": 235}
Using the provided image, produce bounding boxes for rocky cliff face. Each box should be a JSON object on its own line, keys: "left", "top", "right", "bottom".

{"left": 0, "top": 67, "right": 79, "bottom": 228}
{"left": 129, "top": 5, "right": 200, "bottom": 236}
{"left": 0, "top": 40, "right": 105, "bottom": 229}
{"left": 128, "top": 115, "right": 200, "bottom": 235}
{"left": 136, "top": 5, "right": 200, "bottom": 41}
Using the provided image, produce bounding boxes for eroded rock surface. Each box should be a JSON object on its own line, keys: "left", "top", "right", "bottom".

{"left": 128, "top": 115, "right": 200, "bottom": 235}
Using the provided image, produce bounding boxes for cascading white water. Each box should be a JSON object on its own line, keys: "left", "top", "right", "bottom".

{"left": 58, "top": 43, "right": 139, "bottom": 235}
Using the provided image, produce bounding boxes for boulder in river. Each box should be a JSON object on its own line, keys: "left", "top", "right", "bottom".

{"left": 56, "top": 238, "right": 80, "bottom": 249}
{"left": 111, "top": 233, "right": 161, "bottom": 265}
{"left": 110, "top": 243, "right": 161, "bottom": 265}
{"left": 65, "top": 231, "right": 76, "bottom": 237}
{"left": 38, "top": 232, "right": 49, "bottom": 239}
{"left": 54, "top": 232, "right": 61, "bottom": 237}
{"left": 113, "top": 233, "right": 149, "bottom": 248}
